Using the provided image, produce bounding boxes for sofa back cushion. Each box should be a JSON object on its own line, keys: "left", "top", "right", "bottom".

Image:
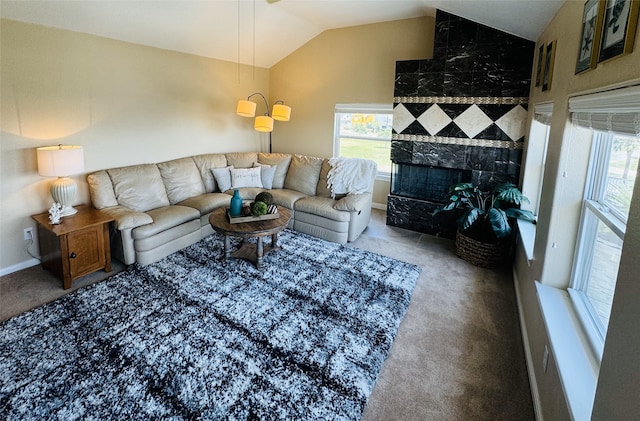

{"left": 87, "top": 170, "right": 118, "bottom": 209}
{"left": 157, "top": 157, "right": 206, "bottom": 204}
{"left": 226, "top": 152, "right": 257, "bottom": 169}
{"left": 258, "top": 153, "right": 291, "bottom": 189}
{"left": 192, "top": 153, "right": 228, "bottom": 192}
{"left": 315, "top": 159, "right": 333, "bottom": 198}
{"left": 107, "top": 164, "right": 170, "bottom": 212}
{"left": 284, "top": 154, "right": 324, "bottom": 196}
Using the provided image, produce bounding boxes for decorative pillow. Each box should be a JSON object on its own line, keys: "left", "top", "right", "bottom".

{"left": 211, "top": 166, "right": 233, "bottom": 192}
{"left": 254, "top": 163, "right": 277, "bottom": 189}
{"left": 231, "top": 167, "right": 262, "bottom": 188}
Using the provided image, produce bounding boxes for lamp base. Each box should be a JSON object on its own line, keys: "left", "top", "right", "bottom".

{"left": 50, "top": 177, "right": 78, "bottom": 217}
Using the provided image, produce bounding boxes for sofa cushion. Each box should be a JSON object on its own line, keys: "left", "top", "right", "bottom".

{"left": 212, "top": 166, "right": 233, "bottom": 192}
{"left": 258, "top": 153, "right": 291, "bottom": 189}
{"left": 178, "top": 193, "right": 231, "bottom": 216}
{"left": 226, "top": 152, "right": 257, "bottom": 168}
{"left": 87, "top": 170, "right": 118, "bottom": 209}
{"left": 269, "top": 189, "right": 308, "bottom": 209}
{"left": 100, "top": 205, "right": 153, "bottom": 230}
{"left": 333, "top": 193, "right": 371, "bottom": 212}
{"left": 284, "top": 155, "right": 324, "bottom": 196}
{"left": 315, "top": 159, "right": 333, "bottom": 198}
{"left": 192, "top": 153, "right": 228, "bottom": 192}
{"left": 157, "top": 157, "right": 206, "bottom": 204}
{"left": 132, "top": 205, "right": 200, "bottom": 240}
{"left": 254, "top": 163, "right": 277, "bottom": 189}
{"left": 226, "top": 187, "right": 265, "bottom": 201}
{"left": 295, "top": 196, "right": 351, "bottom": 222}
{"left": 107, "top": 164, "right": 170, "bottom": 213}
{"left": 231, "top": 167, "right": 262, "bottom": 188}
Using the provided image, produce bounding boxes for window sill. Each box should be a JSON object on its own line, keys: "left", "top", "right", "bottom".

{"left": 536, "top": 282, "right": 599, "bottom": 421}
{"left": 517, "top": 219, "right": 536, "bottom": 265}
{"left": 375, "top": 173, "right": 390, "bottom": 182}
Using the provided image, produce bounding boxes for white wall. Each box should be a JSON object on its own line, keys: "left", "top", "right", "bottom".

{"left": 515, "top": 0, "right": 640, "bottom": 418}
{"left": 0, "top": 19, "right": 270, "bottom": 273}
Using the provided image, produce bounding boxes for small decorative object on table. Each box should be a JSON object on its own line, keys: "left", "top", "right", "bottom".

{"left": 437, "top": 182, "right": 535, "bottom": 268}
{"left": 230, "top": 189, "right": 243, "bottom": 217}
{"left": 48, "top": 202, "right": 62, "bottom": 225}
{"left": 227, "top": 192, "right": 279, "bottom": 224}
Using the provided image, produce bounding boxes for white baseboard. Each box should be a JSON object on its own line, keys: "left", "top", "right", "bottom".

{"left": 371, "top": 202, "right": 387, "bottom": 210}
{"left": 513, "top": 267, "right": 544, "bottom": 421}
{"left": 0, "top": 258, "right": 40, "bottom": 277}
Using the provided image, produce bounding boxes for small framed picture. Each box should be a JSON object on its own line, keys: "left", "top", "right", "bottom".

{"left": 598, "top": 0, "right": 640, "bottom": 62}
{"left": 535, "top": 43, "right": 546, "bottom": 86}
{"left": 542, "top": 40, "right": 556, "bottom": 92}
{"left": 576, "top": 0, "right": 605, "bottom": 73}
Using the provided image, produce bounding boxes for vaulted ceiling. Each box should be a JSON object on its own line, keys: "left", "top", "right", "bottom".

{"left": 1, "top": 0, "right": 563, "bottom": 68}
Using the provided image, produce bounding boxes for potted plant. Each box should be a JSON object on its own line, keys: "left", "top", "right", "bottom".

{"left": 439, "top": 182, "right": 535, "bottom": 268}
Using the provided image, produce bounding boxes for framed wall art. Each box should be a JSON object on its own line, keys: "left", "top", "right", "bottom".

{"left": 598, "top": 0, "right": 640, "bottom": 62}
{"left": 542, "top": 40, "right": 557, "bottom": 91}
{"left": 535, "top": 43, "right": 546, "bottom": 86}
{"left": 576, "top": 0, "right": 606, "bottom": 73}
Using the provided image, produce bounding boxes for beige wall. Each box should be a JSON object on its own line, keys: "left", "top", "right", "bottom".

{"left": 0, "top": 19, "right": 270, "bottom": 273}
{"left": 515, "top": 0, "right": 640, "bottom": 419}
{"left": 269, "top": 17, "right": 434, "bottom": 205}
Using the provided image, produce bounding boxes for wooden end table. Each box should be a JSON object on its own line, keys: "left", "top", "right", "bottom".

{"left": 208, "top": 206, "right": 291, "bottom": 269}
{"left": 32, "top": 205, "right": 114, "bottom": 289}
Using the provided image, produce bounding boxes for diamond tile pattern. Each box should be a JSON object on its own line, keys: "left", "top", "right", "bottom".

{"left": 495, "top": 105, "right": 528, "bottom": 141}
{"left": 392, "top": 104, "right": 415, "bottom": 134}
{"left": 417, "top": 105, "right": 452, "bottom": 135}
{"left": 454, "top": 105, "right": 493, "bottom": 138}
{"left": 393, "top": 102, "right": 527, "bottom": 142}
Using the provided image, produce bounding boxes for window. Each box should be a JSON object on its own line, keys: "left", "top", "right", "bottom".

{"left": 567, "top": 85, "right": 640, "bottom": 357}
{"left": 570, "top": 133, "right": 639, "bottom": 346}
{"left": 522, "top": 103, "right": 552, "bottom": 217}
{"left": 334, "top": 104, "right": 392, "bottom": 180}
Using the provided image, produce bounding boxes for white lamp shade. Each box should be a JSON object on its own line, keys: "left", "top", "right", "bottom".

{"left": 237, "top": 100, "right": 257, "bottom": 117}
{"left": 36, "top": 145, "right": 84, "bottom": 177}
{"left": 254, "top": 115, "right": 274, "bottom": 132}
{"left": 272, "top": 103, "right": 291, "bottom": 121}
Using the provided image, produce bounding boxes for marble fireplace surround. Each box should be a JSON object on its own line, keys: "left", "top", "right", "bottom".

{"left": 387, "top": 10, "right": 534, "bottom": 238}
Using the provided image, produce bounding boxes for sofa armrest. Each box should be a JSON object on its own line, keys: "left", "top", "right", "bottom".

{"left": 333, "top": 193, "right": 371, "bottom": 213}
{"left": 100, "top": 205, "right": 153, "bottom": 230}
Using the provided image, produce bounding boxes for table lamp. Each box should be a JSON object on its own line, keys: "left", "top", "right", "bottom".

{"left": 36, "top": 145, "right": 85, "bottom": 216}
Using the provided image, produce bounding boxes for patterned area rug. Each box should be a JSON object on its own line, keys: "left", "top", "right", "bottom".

{"left": 1, "top": 230, "right": 420, "bottom": 420}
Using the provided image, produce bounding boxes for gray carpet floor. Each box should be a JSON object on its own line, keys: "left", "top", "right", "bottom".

{"left": 0, "top": 209, "right": 534, "bottom": 420}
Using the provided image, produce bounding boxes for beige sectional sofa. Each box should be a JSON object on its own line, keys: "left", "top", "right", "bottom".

{"left": 87, "top": 152, "right": 375, "bottom": 266}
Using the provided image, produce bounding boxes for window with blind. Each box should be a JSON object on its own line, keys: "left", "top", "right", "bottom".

{"left": 567, "top": 85, "right": 640, "bottom": 357}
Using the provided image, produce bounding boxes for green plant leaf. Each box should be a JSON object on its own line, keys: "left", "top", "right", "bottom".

{"left": 487, "top": 208, "right": 511, "bottom": 239}
{"left": 505, "top": 208, "right": 536, "bottom": 222}
{"left": 458, "top": 208, "right": 483, "bottom": 231}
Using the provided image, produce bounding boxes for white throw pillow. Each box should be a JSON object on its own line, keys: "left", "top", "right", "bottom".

{"left": 211, "top": 166, "right": 233, "bottom": 192}
{"left": 231, "top": 167, "right": 262, "bottom": 188}
{"left": 254, "top": 163, "right": 277, "bottom": 189}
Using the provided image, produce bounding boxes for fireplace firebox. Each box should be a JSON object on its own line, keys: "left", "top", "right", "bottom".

{"left": 391, "top": 163, "right": 472, "bottom": 203}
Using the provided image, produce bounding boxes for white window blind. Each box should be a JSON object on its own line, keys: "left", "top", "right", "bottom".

{"left": 569, "top": 85, "right": 640, "bottom": 136}
{"left": 534, "top": 102, "right": 554, "bottom": 126}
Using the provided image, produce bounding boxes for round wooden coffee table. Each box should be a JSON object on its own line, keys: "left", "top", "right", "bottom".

{"left": 208, "top": 205, "right": 292, "bottom": 269}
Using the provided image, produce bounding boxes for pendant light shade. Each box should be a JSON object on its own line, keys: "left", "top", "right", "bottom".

{"left": 272, "top": 103, "right": 291, "bottom": 121}
{"left": 254, "top": 115, "right": 274, "bottom": 132}
{"left": 236, "top": 100, "right": 257, "bottom": 117}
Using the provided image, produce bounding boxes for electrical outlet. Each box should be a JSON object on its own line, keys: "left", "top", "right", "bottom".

{"left": 24, "top": 227, "right": 34, "bottom": 241}
{"left": 542, "top": 345, "right": 549, "bottom": 373}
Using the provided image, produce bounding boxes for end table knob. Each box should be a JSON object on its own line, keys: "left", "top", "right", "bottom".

{"left": 70, "top": 252, "right": 77, "bottom": 259}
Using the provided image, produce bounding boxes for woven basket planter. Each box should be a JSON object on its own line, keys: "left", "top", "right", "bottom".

{"left": 455, "top": 230, "right": 508, "bottom": 268}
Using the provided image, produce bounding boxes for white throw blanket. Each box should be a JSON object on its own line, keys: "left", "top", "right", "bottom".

{"left": 327, "top": 157, "right": 377, "bottom": 198}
